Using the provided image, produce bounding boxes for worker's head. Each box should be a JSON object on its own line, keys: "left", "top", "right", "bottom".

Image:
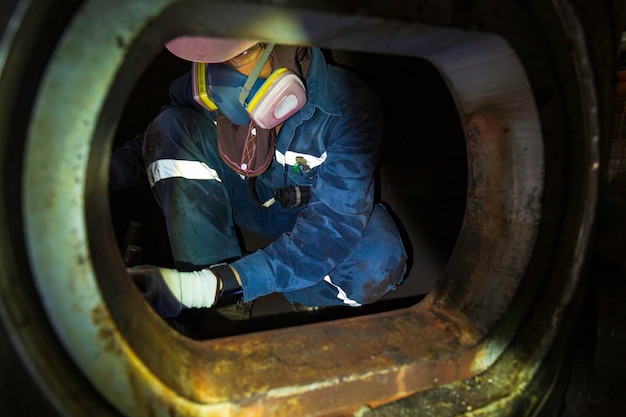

{"left": 165, "top": 37, "right": 307, "bottom": 129}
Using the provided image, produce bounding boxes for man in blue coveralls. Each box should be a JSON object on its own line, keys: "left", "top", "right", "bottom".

{"left": 124, "top": 38, "right": 407, "bottom": 319}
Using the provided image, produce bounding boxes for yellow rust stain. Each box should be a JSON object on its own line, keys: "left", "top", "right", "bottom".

{"left": 91, "top": 302, "right": 122, "bottom": 355}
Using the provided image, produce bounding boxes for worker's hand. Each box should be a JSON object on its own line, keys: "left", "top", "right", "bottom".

{"left": 128, "top": 265, "right": 220, "bottom": 318}
{"left": 128, "top": 265, "right": 184, "bottom": 317}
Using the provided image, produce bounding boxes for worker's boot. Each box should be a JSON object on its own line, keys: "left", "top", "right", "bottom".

{"left": 215, "top": 300, "right": 253, "bottom": 321}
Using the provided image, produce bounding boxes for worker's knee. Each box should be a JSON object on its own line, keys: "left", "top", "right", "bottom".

{"left": 340, "top": 204, "right": 408, "bottom": 304}
{"left": 143, "top": 107, "right": 218, "bottom": 164}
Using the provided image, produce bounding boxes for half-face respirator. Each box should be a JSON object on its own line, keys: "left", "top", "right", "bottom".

{"left": 191, "top": 43, "right": 307, "bottom": 129}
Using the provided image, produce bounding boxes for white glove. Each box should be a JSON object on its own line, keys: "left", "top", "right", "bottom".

{"left": 129, "top": 266, "right": 219, "bottom": 317}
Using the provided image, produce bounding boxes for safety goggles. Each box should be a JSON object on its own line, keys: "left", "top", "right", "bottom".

{"left": 223, "top": 43, "right": 265, "bottom": 68}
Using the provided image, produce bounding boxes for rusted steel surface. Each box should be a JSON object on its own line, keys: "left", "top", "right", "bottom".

{"left": 365, "top": 323, "right": 566, "bottom": 417}
{"left": 123, "top": 110, "right": 535, "bottom": 414}
{"left": 3, "top": 0, "right": 610, "bottom": 415}
{"left": 436, "top": 112, "right": 540, "bottom": 327}
{"left": 23, "top": 0, "right": 544, "bottom": 413}
{"left": 160, "top": 304, "right": 493, "bottom": 413}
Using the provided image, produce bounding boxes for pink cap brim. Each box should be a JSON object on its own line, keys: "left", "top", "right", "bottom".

{"left": 165, "top": 37, "right": 259, "bottom": 63}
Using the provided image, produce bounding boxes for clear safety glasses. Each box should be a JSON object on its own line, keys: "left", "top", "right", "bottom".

{"left": 223, "top": 43, "right": 265, "bottom": 68}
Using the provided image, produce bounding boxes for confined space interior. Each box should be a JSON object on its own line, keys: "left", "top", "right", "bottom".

{"left": 110, "top": 45, "right": 468, "bottom": 338}
{"left": 109, "top": 28, "right": 537, "bottom": 341}
{"left": 22, "top": 2, "right": 545, "bottom": 413}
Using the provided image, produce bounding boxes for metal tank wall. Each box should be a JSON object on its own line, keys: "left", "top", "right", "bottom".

{"left": 1, "top": 1, "right": 624, "bottom": 416}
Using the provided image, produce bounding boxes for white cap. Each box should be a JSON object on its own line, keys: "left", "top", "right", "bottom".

{"left": 165, "top": 37, "right": 259, "bottom": 63}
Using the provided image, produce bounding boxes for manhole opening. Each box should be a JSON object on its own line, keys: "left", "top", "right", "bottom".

{"left": 109, "top": 46, "right": 467, "bottom": 340}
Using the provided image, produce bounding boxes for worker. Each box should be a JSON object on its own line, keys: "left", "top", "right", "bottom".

{"left": 123, "top": 38, "right": 408, "bottom": 319}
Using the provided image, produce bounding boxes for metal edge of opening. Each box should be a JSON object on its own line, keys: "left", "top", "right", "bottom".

{"left": 17, "top": 0, "right": 595, "bottom": 415}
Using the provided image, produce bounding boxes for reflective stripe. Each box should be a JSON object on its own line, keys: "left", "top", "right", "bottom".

{"left": 275, "top": 150, "right": 327, "bottom": 168}
{"left": 323, "top": 275, "right": 362, "bottom": 307}
{"left": 147, "top": 159, "right": 222, "bottom": 187}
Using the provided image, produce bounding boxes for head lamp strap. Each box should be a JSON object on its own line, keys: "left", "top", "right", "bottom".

{"left": 238, "top": 43, "right": 275, "bottom": 106}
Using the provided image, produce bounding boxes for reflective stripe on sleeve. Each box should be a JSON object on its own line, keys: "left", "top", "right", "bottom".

{"left": 147, "top": 159, "right": 222, "bottom": 187}
{"left": 323, "top": 275, "right": 362, "bottom": 307}
{"left": 275, "top": 150, "right": 327, "bottom": 168}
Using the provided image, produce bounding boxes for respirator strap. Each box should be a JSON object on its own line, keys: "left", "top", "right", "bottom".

{"left": 238, "top": 43, "right": 275, "bottom": 106}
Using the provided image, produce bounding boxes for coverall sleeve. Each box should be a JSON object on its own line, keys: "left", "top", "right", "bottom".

{"left": 231, "top": 76, "right": 384, "bottom": 301}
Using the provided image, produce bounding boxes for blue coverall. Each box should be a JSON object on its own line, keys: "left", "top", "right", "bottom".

{"left": 141, "top": 47, "right": 407, "bottom": 307}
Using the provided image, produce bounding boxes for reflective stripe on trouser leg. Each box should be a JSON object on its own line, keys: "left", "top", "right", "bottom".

{"left": 150, "top": 175, "right": 242, "bottom": 270}
{"left": 143, "top": 106, "right": 242, "bottom": 270}
{"left": 146, "top": 159, "right": 221, "bottom": 186}
{"left": 283, "top": 203, "right": 408, "bottom": 307}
